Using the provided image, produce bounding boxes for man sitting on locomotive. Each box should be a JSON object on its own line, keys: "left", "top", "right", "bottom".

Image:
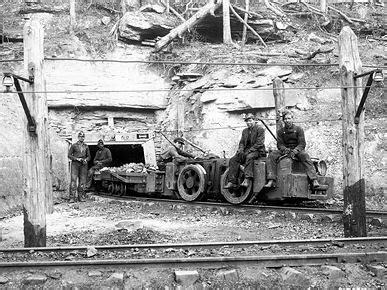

{"left": 158, "top": 137, "right": 196, "bottom": 169}
{"left": 225, "top": 113, "right": 266, "bottom": 189}
{"left": 86, "top": 139, "right": 112, "bottom": 190}
{"left": 265, "top": 110, "right": 320, "bottom": 189}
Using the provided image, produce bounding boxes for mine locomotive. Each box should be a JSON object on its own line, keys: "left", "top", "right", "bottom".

{"left": 95, "top": 153, "right": 333, "bottom": 205}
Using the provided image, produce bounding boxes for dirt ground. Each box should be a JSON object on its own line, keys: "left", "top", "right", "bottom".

{"left": 0, "top": 195, "right": 386, "bottom": 288}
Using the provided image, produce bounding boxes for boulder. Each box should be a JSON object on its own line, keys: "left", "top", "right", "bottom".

{"left": 119, "top": 11, "right": 177, "bottom": 42}
{"left": 23, "top": 274, "right": 47, "bottom": 284}
{"left": 0, "top": 276, "right": 9, "bottom": 284}
{"left": 175, "top": 270, "right": 199, "bottom": 286}
{"left": 106, "top": 272, "right": 124, "bottom": 283}
{"left": 86, "top": 246, "right": 98, "bottom": 257}
{"left": 322, "top": 265, "right": 345, "bottom": 280}
{"left": 279, "top": 267, "right": 310, "bottom": 286}
{"left": 216, "top": 269, "right": 239, "bottom": 281}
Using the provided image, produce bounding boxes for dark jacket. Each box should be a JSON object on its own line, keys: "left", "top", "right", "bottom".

{"left": 277, "top": 124, "right": 306, "bottom": 153}
{"left": 238, "top": 125, "right": 266, "bottom": 155}
{"left": 68, "top": 141, "right": 91, "bottom": 162}
{"left": 93, "top": 147, "right": 112, "bottom": 167}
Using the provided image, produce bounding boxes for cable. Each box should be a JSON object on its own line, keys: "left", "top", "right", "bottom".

{"left": 1, "top": 57, "right": 386, "bottom": 69}
{"left": 6, "top": 85, "right": 385, "bottom": 95}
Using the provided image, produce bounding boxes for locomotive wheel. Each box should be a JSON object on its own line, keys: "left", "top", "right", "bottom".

{"left": 107, "top": 182, "right": 114, "bottom": 195}
{"left": 177, "top": 164, "right": 207, "bottom": 202}
{"left": 220, "top": 168, "right": 253, "bottom": 205}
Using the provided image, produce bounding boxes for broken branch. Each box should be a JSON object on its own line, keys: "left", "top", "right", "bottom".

{"left": 229, "top": 4, "right": 267, "bottom": 47}
{"left": 328, "top": 5, "right": 353, "bottom": 24}
{"left": 263, "top": 0, "right": 285, "bottom": 17}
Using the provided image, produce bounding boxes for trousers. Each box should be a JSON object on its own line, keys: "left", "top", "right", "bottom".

{"left": 266, "top": 150, "right": 317, "bottom": 181}
{"left": 228, "top": 151, "right": 261, "bottom": 184}
{"left": 70, "top": 161, "right": 88, "bottom": 199}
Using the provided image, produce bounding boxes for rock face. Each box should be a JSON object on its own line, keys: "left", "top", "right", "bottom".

{"left": 118, "top": 11, "right": 177, "bottom": 43}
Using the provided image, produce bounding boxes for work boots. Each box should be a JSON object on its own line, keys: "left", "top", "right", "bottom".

{"left": 240, "top": 178, "right": 251, "bottom": 188}
{"left": 264, "top": 179, "right": 275, "bottom": 188}
{"left": 312, "top": 179, "right": 321, "bottom": 189}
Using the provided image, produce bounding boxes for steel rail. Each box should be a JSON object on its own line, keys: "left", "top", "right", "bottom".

{"left": 0, "top": 252, "right": 385, "bottom": 269}
{"left": 1, "top": 237, "right": 386, "bottom": 253}
{"left": 95, "top": 194, "right": 387, "bottom": 218}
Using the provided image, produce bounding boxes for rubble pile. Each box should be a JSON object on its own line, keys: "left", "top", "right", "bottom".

{"left": 100, "top": 163, "right": 158, "bottom": 174}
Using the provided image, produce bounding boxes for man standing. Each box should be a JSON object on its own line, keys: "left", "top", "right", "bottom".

{"left": 265, "top": 110, "right": 320, "bottom": 188}
{"left": 158, "top": 137, "right": 195, "bottom": 165}
{"left": 86, "top": 139, "right": 112, "bottom": 190}
{"left": 225, "top": 113, "right": 266, "bottom": 189}
{"left": 68, "top": 131, "right": 90, "bottom": 202}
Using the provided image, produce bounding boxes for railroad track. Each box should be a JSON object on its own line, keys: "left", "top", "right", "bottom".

{"left": 94, "top": 193, "right": 387, "bottom": 218}
{"left": 1, "top": 237, "right": 386, "bottom": 269}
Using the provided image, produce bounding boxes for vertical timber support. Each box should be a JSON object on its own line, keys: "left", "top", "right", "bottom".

{"left": 23, "top": 18, "right": 51, "bottom": 247}
{"left": 222, "top": 0, "right": 232, "bottom": 44}
{"left": 241, "top": 0, "right": 250, "bottom": 45}
{"left": 70, "top": 0, "right": 76, "bottom": 34}
{"left": 338, "top": 26, "right": 366, "bottom": 237}
{"left": 177, "top": 95, "right": 185, "bottom": 137}
{"left": 273, "top": 77, "right": 285, "bottom": 133}
{"left": 320, "top": 0, "right": 327, "bottom": 13}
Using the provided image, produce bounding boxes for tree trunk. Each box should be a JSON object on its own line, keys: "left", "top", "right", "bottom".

{"left": 223, "top": 0, "right": 232, "bottom": 44}
{"left": 241, "top": 0, "right": 249, "bottom": 45}
{"left": 338, "top": 26, "right": 366, "bottom": 237}
{"left": 70, "top": 0, "right": 75, "bottom": 34}
{"left": 154, "top": 0, "right": 222, "bottom": 52}
{"left": 320, "top": 0, "right": 327, "bottom": 13}
{"left": 23, "top": 18, "right": 52, "bottom": 247}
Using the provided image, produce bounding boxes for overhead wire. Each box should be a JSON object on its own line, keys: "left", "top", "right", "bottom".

{"left": 0, "top": 57, "right": 385, "bottom": 69}
{"left": 4, "top": 85, "right": 386, "bottom": 95}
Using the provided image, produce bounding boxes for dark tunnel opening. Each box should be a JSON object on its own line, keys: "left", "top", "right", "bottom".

{"left": 88, "top": 144, "right": 145, "bottom": 168}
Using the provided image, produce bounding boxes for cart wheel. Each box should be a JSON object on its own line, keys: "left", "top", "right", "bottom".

{"left": 119, "top": 183, "right": 126, "bottom": 196}
{"left": 220, "top": 168, "right": 252, "bottom": 205}
{"left": 114, "top": 183, "right": 121, "bottom": 195}
{"left": 177, "top": 164, "right": 207, "bottom": 202}
{"left": 107, "top": 182, "right": 114, "bottom": 195}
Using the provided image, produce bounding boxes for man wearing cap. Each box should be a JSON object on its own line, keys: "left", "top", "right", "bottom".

{"left": 68, "top": 131, "right": 91, "bottom": 202}
{"left": 86, "top": 139, "right": 112, "bottom": 190}
{"left": 158, "top": 137, "right": 195, "bottom": 168}
{"left": 265, "top": 110, "right": 320, "bottom": 189}
{"left": 225, "top": 113, "right": 266, "bottom": 189}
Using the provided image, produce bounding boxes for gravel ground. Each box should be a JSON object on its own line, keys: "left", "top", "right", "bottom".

{"left": 0, "top": 196, "right": 386, "bottom": 288}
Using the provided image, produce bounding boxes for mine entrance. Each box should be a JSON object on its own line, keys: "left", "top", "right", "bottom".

{"left": 88, "top": 144, "right": 145, "bottom": 168}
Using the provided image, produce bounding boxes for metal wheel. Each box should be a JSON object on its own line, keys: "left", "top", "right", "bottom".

{"left": 220, "top": 168, "right": 252, "bottom": 205}
{"left": 107, "top": 182, "right": 114, "bottom": 195}
{"left": 119, "top": 184, "right": 126, "bottom": 196}
{"left": 177, "top": 164, "right": 207, "bottom": 201}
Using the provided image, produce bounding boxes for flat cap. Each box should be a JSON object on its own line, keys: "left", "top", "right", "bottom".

{"left": 173, "top": 137, "right": 185, "bottom": 145}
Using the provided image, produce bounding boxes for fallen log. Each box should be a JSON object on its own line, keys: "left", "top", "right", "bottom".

{"left": 154, "top": 0, "right": 222, "bottom": 52}
{"left": 19, "top": 4, "right": 68, "bottom": 14}
{"left": 328, "top": 5, "right": 353, "bottom": 24}
{"left": 229, "top": 4, "right": 267, "bottom": 47}
{"left": 263, "top": 0, "right": 285, "bottom": 17}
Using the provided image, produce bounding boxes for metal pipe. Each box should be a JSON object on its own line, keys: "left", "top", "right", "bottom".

{"left": 354, "top": 72, "right": 374, "bottom": 124}
{"left": 13, "top": 77, "right": 36, "bottom": 132}
{"left": 257, "top": 118, "right": 277, "bottom": 141}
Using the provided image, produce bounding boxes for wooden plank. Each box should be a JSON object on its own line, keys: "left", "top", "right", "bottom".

{"left": 142, "top": 139, "right": 157, "bottom": 166}
{"left": 23, "top": 18, "right": 51, "bottom": 247}
{"left": 338, "top": 26, "right": 366, "bottom": 237}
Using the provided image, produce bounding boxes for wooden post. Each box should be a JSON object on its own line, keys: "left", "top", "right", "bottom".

{"left": 166, "top": 0, "right": 170, "bottom": 14}
{"left": 222, "top": 0, "right": 232, "bottom": 44}
{"left": 320, "top": 0, "right": 327, "bottom": 13}
{"left": 121, "top": 0, "right": 126, "bottom": 15}
{"left": 23, "top": 18, "right": 51, "bottom": 247}
{"left": 69, "top": 0, "right": 76, "bottom": 33}
{"left": 241, "top": 0, "right": 249, "bottom": 45}
{"left": 338, "top": 26, "right": 366, "bottom": 237}
{"left": 273, "top": 77, "right": 285, "bottom": 133}
{"left": 177, "top": 96, "right": 185, "bottom": 137}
